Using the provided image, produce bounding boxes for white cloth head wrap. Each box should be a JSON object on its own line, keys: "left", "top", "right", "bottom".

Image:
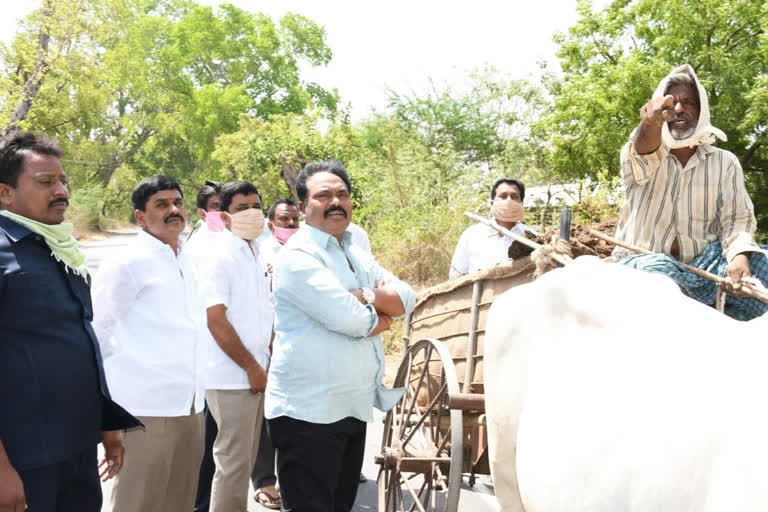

{"left": 654, "top": 64, "right": 727, "bottom": 149}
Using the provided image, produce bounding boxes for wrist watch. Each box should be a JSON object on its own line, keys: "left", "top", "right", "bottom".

{"left": 361, "top": 287, "right": 376, "bottom": 305}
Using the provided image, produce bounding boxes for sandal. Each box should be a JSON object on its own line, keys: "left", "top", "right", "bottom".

{"left": 254, "top": 485, "right": 281, "bottom": 510}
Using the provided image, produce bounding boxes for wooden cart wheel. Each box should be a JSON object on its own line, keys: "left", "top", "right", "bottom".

{"left": 376, "top": 338, "right": 463, "bottom": 512}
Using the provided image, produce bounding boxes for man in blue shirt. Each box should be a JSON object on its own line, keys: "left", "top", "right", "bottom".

{"left": 265, "top": 160, "right": 415, "bottom": 512}
{"left": 0, "top": 131, "right": 139, "bottom": 512}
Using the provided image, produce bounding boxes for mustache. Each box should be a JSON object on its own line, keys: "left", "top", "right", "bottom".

{"left": 49, "top": 198, "right": 69, "bottom": 207}
{"left": 324, "top": 206, "right": 347, "bottom": 218}
{"left": 164, "top": 214, "right": 184, "bottom": 223}
{"left": 671, "top": 113, "right": 693, "bottom": 123}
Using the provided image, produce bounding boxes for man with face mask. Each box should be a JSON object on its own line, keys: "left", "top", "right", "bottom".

{"left": 189, "top": 178, "right": 226, "bottom": 512}
{"left": 449, "top": 177, "right": 532, "bottom": 278}
{"left": 243, "top": 197, "right": 298, "bottom": 509}
{"left": 196, "top": 180, "right": 273, "bottom": 512}
{"left": 186, "top": 180, "right": 222, "bottom": 247}
{"left": 615, "top": 65, "right": 768, "bottom": 320}
{"left": 260, "top": 198, "right": 300, "bottom": 272}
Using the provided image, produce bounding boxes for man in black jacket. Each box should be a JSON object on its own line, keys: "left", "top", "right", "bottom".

{"left": 0, "top": 131, "right": 139, "bottom": 512}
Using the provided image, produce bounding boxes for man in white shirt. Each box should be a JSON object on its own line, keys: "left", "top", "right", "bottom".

{"left": 198, "top": 180, "right": 273, "bottom": 512}
{"left": 261, "top": 198, "right": 300, "bottom": 271}
{"left": 186, "top": 180, "right": 221, "bottom": 252}
{"left": 92, "top": 175, "right": 207, "bottom": 512}
{"left": 190, "top": 179, "right": 226, "bottom": 512}
{"left": 449, "top": 177, "right": 533, "bottom": 278}
{"left": 347, "top": 221, "right": 372, "bottom": 256}
{"left": 247, "top": 197, "right": 299, "bottom": 509}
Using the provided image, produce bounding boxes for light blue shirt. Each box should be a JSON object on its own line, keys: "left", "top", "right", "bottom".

{"left": 265, "top": 224, "right": 415, "bottom": 424}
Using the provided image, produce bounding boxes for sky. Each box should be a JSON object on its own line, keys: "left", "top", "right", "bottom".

{"left": 0, "top": 0, "right": 610, "bottom": 121}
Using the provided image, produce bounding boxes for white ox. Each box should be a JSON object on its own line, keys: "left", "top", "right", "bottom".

{"left": 484, "top": 256, "right": 768, "bottom": 512}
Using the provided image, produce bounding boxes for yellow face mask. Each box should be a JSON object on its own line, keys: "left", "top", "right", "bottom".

{"left": 490, "top": 198, "right": 524, "bottom": 223}
{"left": 230, "top": 208, "right": 265, "bottom": 240}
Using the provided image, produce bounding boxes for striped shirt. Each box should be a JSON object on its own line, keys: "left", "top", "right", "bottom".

{"left": 614, "top": 142, "right": 758, "bottom": 264}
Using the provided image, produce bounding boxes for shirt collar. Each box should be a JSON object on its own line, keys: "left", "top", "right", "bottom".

{"left": 677, "top": 144, "right": 715, "bottom": 173}
{"left": 486, "top": 220, "right": 504, "bottom": 237}
{"left": 0, "top": 215, "right": 33, "bottom": 243}
{"left": 486, "top": 220, "right": 525, "bottom": 237}
{"left": 696, "top": 144, "right": 715, "bottom": 157}
{"left": 303, "top": 223, "right": 352, "bottom": 250}
{"left": 137, "top": 229, "right": 181, "bottom": 255}
{"left": 223, "top": 229, "right": 260, "bottom": 255}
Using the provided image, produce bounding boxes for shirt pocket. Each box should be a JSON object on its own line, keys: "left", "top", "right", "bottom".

{"left": 684, "top": 177, "right": 718, "bottom": 233}
{"left": 2, "top": 271, "right": 66, "bottom": 324}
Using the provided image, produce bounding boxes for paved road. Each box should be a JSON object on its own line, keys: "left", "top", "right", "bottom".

{"left": 84, "top": 232, "right": 498, "bottom": 511}
{"left": 81, "top": 231, "right": 141, "bottom": 274}
{"left": 99, "top": 410, "right": 497, "bottom": 511}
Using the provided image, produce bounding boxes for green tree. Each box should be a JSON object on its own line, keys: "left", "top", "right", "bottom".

{"left": 0, "top": 0, "right": 339, "bottom": 219}
{"left": 211, "top": 112, "right": 362, "bottom": 206}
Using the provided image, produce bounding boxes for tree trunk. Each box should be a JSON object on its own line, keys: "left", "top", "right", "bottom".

{"left": 741, "top": 141, "right": 762, "bottom": 171}
{"left": 100, "top": 127, "right": 157, "bottom": 186}
{"left": 279, "top": 155, "right": 303, "bottom": 204}
{"left": 2, "top": 0, "right": 55, "bottom": 136}
{"left": 101, "top": 152, "right": 123, "bottom": 187}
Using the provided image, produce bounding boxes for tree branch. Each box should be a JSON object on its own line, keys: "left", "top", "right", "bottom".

{"left": 741, "top": 141, "right": 762, "bottom": 169}
{"left": 590, "top": 35, "right": 617, "bottom": 65}
{"left": 6, "top": 0, "right": 55, "bottom": 131}
{"left": 724, "top": 26, "right": 746, "bottom": 48}
{"left": 726, "top": 30, "right": 764, "bottom": 52}
{"left": 43, "top": 118, "right": 76, "bottom": 131}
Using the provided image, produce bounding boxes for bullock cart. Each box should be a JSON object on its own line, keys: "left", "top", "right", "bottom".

{"left": 374, "top": 255, "right": 539, "bottom": 511}
{"left": 374, "top": 210, "right": 576, "bottom": 511}
{"left": 374, "top": 212, "right": 768, "bottom": 511}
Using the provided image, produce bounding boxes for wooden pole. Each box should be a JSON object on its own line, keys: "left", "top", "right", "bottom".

{"left": 464, "top": 212, "right": 572, "bottom": 267}
{"left": 588, "top": 229, "right": 768, "bottom": 304}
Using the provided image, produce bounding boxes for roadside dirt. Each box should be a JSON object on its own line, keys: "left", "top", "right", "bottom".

{"left": 383, "top": 352, "right": 404, "bottom": 387}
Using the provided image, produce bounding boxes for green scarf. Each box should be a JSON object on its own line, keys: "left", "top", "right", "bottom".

{"left": 0, "top": 210, "right": 89, "bottom": 278}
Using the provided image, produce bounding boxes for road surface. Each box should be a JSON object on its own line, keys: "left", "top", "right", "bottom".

{"left": 82, "top": 232, "right": 498, "bottom": 511}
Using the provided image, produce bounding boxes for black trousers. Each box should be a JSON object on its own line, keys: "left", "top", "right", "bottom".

{"left": 251, "top": 416, "right": 277, "bottom": 489}
{"left": 267, "top": 416, "right": 366, "bottom": 512}
{"left": 18, "top": 445, "right": 101, "bottom": 512}
{"left": 193, "top": 403, "right": 218, "bottom": 512}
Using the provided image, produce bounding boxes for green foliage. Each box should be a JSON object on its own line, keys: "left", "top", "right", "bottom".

{"left": 570, "top": 175, "right": 622, "bottom": 226}
{"left": 350, "top": 114, "right": 486, "bottom": 285}
{"left": 68, "top": 184, "right": 104, "bottom": 233}
{"left": 1, "top": 0, "right": 338, "bottom": 204}
{"left": 8, "top": 0, "right": 768, "bottom": 287}
{"left": 209, "top": 73, "right": 543, "bottom": 285}
{"left": 381, "top": 319, "right": 406, "bottom": 357}
{"left": 212, "top": 113, "right": 363, "bottom": 206}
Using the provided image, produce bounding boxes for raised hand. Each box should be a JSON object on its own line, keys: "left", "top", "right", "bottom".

{"left": 640, "top": 94, "right": 675, "bottom": 126}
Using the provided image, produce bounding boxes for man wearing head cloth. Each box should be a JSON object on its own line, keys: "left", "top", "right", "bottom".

{"left": 614, "top": 64, "right": 768, "bottom": 320}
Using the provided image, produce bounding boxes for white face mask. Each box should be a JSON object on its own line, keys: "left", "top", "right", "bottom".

{"left": 490, "top": 198, "right": 524, "bottom": 223}
{"left": 230, "top": 208, "right": 264, "bottom": 240}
